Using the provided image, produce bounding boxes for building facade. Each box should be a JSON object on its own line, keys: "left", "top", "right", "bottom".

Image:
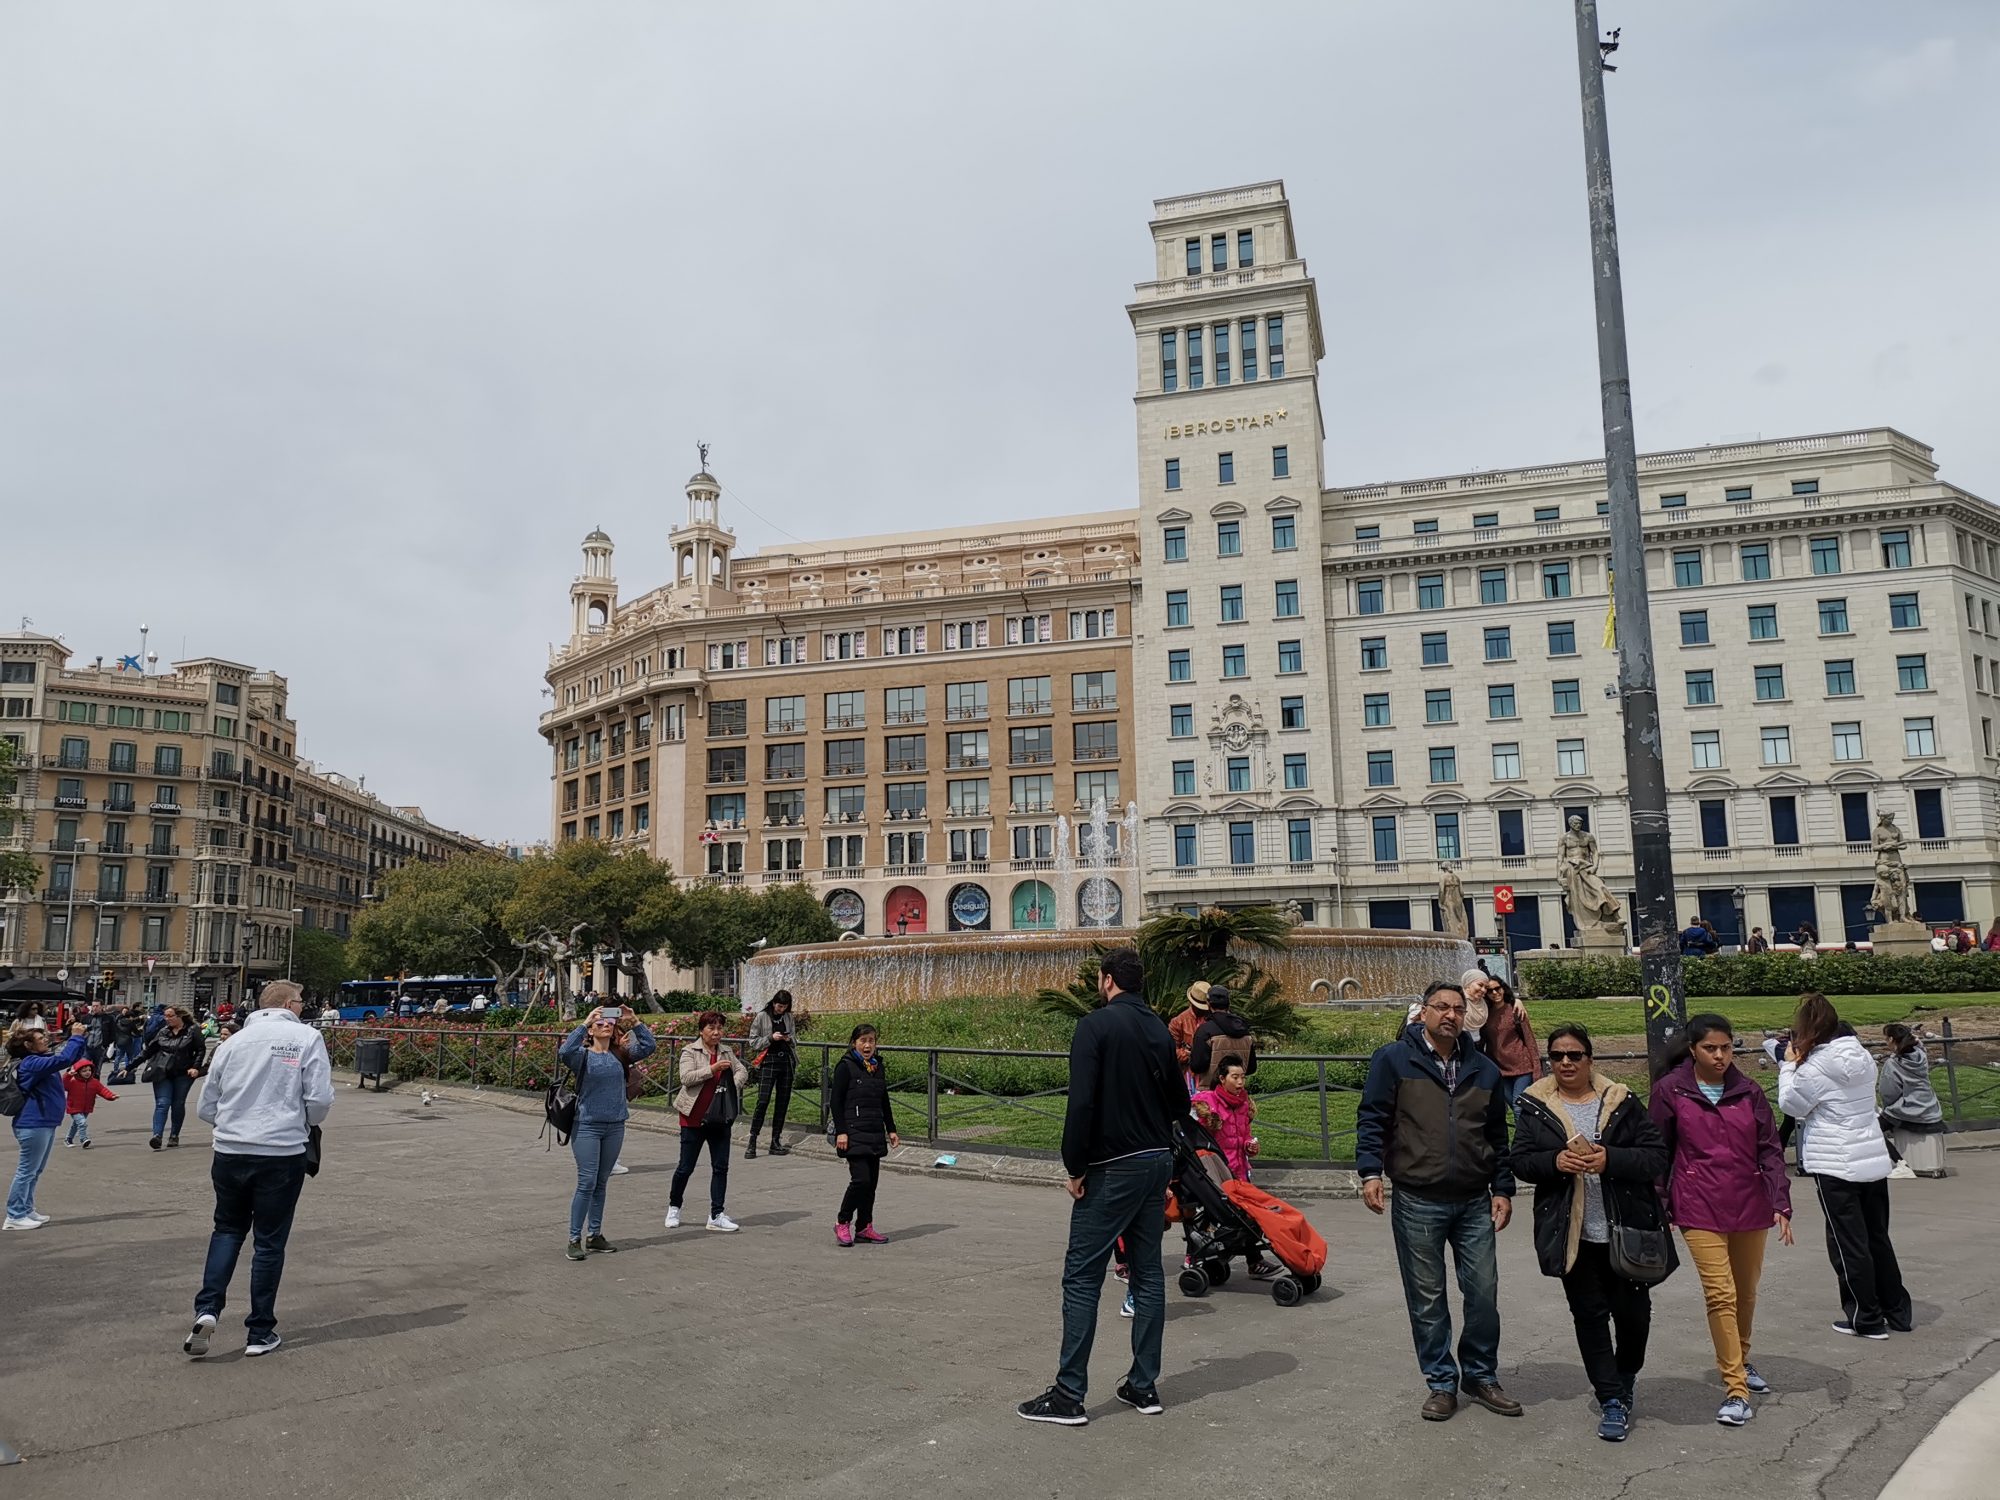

{"left": 292, "top": 762, "right": 487, "bottom": 942}
{"left": 541, "top": 475, "right": 1141, "bottom": 941}
{"left": 1, "top": 632, "right": 487, "bottom": 1005}
{"left": 539, "top": 180, "right": 2000, "bottom": 948}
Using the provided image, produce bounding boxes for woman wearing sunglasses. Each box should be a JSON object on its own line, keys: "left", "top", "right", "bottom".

{"left": 1512, "top": 1024, "right": 1671, "bottom": 1442}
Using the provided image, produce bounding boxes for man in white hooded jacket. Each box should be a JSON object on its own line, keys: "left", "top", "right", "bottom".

{"left": 1774, "top": 993, "right": 1911, "bottom": 1340}
{"left": 183, "top": 980, "right": 333, "bottom": 1358}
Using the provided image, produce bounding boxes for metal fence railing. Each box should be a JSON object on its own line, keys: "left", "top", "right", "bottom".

{"left": 319, "top": 1023, "right": 2000, "bottom": 1166}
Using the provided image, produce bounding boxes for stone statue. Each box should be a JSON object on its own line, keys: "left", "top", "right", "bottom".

{"left": 1437, "top": 866, "right": 1469, "bottom": 939}
{"left": 1556, "top": 815, "right": 1624, "bottom": 932}
{"left": 1869, "top": 812, "right": 1916, "bottom": 924}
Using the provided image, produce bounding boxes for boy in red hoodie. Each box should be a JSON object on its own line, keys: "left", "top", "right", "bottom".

{"left": 63, "top": 1059, "right": 118, "bottom": 1148}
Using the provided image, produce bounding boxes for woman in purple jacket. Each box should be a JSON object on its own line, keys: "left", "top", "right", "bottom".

{"left": 1649, "top": 1014, "right": 1794, "bottom": 1428}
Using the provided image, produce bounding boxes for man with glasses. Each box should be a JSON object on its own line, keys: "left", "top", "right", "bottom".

{"left": 1357, "top": 979, "right": 1519, "bottom": 1422}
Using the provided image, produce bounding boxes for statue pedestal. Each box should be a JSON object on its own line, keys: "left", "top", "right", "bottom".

{"left": 1870, "top": 920, "right": 1933, "bottom": 957}
{"left": 1578, "top": 925, "right": 1629, "bottom": 955}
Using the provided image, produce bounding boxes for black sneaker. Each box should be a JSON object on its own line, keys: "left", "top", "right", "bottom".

{"left": 183, "top": 1314, "right": 215, "bottom": 1358}
{"left": 1116, "top": 1380, "right": 1164, "bottom": 1415}
{"left": 244, "top": 1333, "right": 283, "bottom": 1357}
{"left": 768, "top": 1141, "right": 791, "bottom": 1156}
{"left": 1016, "top": 1386, "right": 1088, "bottom": 1426}
{"left": 586, "top": 1234, "right": 618, "bottom": 1253}
{"left": 744, "top": 1141, "right": 758, "bottom": 1160}
{"left": 1832, "top": 1320, "right": 1890, "bottom": 1341}
{"left": 149, "top": 1136, "right": 162, "bottom": 1151}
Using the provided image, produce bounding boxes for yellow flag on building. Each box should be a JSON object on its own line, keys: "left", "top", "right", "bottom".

{"left": 1603, "top": 569, "right": 1617, "bottom": 650}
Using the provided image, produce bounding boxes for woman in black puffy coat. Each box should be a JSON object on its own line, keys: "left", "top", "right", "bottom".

{"left": 829, "top": 1024, "right": 898, "bottom": 1247}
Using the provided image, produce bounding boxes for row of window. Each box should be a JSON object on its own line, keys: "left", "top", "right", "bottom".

{"left": 707, "top": 724, "right": 1120, "bottom": 781}
{"left": 1356, "top": 592, "right": 1924, "bottom": 673}
{"left": 561, "top": 804, "right": 651, "bottom": 843}
{"left": 1166, "top": 697, "right": 1309, "bottom": 737}
{"left": 35, "top": 912, "right": 178, "bottom": 951}
{"left": 1683, "top": 655, "right": 1932, "bottom": 706}
{"left": 1371, "top": 481, "right": 1826, "bottom": 540}
{"left": 1184, "top": 229, "right": 1257, "bottom": 277}
{"left": 702, "top": 676, "right": 1122, "bottom": 739}
{"left": 741, "top": 821, "right": 1125, "bottom": 875}
{"left": 1166, "top": 640, "right": 1304, "bottom": 681}
{"left": 1172, "top": 817, "right": 1318, "bottom": 869}
{"left": 1161, "top": 513, "right": 1296, "bottom": 561}
{"left": 703, "top": 771, "right": 1125, "bottom": 825}
{"left": 1171, "top": 753, "right": 1312, "bottom": 795}
{"left": 1359, "top": 563, "right": 1574, "bottom": 614}
{"left": 1163, "top": 446, "right": 1289, "bottom": 491}
{"left": 47, "top": 702, "right": 203, "bottom": 732}
{"left": 1166, "top": 580, "right": 1302, "bottom": 626}
{"left": 1160, "top": 314, "right": 1284, "bottom": 392}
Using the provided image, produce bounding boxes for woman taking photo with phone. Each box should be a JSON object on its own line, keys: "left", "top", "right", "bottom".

{"left": 1778, "top": 992, "right": 1911, "bottom": 1338}
{"left": 136, "top": 1006, "right": 206, "bottom": 1150}
{"left": 829, "top": 1023, "right": 898, "bottom": 1246}
{"left": 1650, "top": 1013, "right": 1793, "bottom": 1428}
{"left": 667, "top": 1010, "right": 749, "bottom": 1233}
{"left": 1512, "top": 1024, "right": 1671, "bottom": 1442}
{"left": 557, "top": 1005, "right": 656, "bottom": 1261}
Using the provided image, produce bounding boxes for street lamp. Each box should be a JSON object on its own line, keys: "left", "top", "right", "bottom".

{"left": 286, "top": 907, "right": 305, "bottom": 981}
{"left": 59, "top": 839, "right": 90, "bottom": 993}
{"left": 240, "top": 931, "right": 255, "bottom": 1006}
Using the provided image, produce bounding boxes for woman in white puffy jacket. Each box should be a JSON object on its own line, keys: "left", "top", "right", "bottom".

{"left": 1776, "top": 993, "right": 1912, "bottom": 1339}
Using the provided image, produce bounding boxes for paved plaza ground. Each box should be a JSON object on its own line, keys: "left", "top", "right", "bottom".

{"left": 6, "top": 1087, "right": 1998, "bottom": 1500}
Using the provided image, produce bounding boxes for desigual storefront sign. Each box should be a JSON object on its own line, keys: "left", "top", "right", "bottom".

{"left": 1164, "top": 408, "right": 1287, "bottom": 440}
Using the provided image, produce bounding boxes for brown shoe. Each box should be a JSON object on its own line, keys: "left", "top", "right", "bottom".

{"left": 1421, "top": 1390, "right": 1458, "bottom": 1422}
{"left": 1461, "top": 1379, "right": 1522, "bottom": 1417}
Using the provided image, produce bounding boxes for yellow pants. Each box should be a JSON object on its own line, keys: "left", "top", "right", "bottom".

{"left": 1681, "top": 1228, "right": 1768, "bottom": 1400}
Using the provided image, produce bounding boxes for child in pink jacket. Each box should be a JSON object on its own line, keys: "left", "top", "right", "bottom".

{"left": 1192, "top": 1062, "right": 1281, "bottom": 1278}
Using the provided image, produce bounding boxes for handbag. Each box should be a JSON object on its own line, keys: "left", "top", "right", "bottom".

{"left": 706, "top": 1057, "right": 742, "bottom": 1127}
{"left": 304, "top": 1125, "right": 323, "bottom": 1178}
{"left": 1604, "top": 1187, "right": 1677, "bottom": 1286}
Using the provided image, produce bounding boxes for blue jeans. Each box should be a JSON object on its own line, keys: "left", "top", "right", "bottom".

{"left": 66, "top": 1113, "right": 92, "bottom": 1145}
{"left": 196, "top": 1152, "right": 309, "bottom": 1337}
{"left": 152, "top": 1074, "right": 195, "bottom": 1138}
{"left": 9, "top": 1126, "right": 57, "bottom": 1219}
{"left": 569, "top": 1118, "right": 626, "bottom": 1239}
{"left": 1056, "top": 1152, "right": 1174, "bottom": 1402}
{"left": 1391, "top": 1187, "right": 1502, "bottom": 1391}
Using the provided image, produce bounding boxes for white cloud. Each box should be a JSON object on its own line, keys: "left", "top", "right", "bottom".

{"left": 1856, "top": 36, "right": 1958, "bottom": 103}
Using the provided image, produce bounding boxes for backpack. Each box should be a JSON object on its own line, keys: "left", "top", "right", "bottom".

{"left": 541, "top": 1061, "right": 581, "bottom": 1148}
{"left": 0, "top": 1057, "right": 24, "bottom": 1118}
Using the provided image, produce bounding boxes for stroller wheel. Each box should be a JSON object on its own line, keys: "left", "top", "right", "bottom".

{"left": 1203, "top": 1258, "right": 1232, "bottom": 1286}
{"left": 1301, "top": 1273, "right": 1322, "bottom": 1296}
{"left": 1271, "top": 1276, "right": 1305, "bottom": 1308}
{"left": 1177, "top": 1267, "right": 1210, "bottom": 1298}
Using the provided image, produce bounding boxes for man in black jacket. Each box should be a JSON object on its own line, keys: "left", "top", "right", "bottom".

{"left": 1357, "top": 979, "right": 1520, "bottom": 1423}
{"left": 1018, "top": 946, "right": 1186, "bottom": 1427}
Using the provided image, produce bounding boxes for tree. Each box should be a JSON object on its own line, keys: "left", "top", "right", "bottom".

{"left": 502, "top": 841, "right": 678, "bottom": 995}
{"left": 290, "top": 929, "right": 359, "bottom": 999}
{"left": 0, "top": 740, "right": 41, "bottom": 896}
{"left": 1037, "top": 904, "right": 1301, "bottom": 1041}
{"left": 756, "top": 882, "right": 840, "bottom": 949}
{"left": 641, "top": 881, "right": 839, "bottom": 977}
{"left": 351, "top": 855, "right": 524, "bottom": 981}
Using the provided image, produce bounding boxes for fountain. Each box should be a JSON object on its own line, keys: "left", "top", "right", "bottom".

{"left": 740, "top": 924, "right": 1474, "bottom": 1013}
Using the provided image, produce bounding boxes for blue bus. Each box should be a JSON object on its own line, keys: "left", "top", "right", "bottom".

{"left": 328, "top": 977, "right": 501, "bottom": 1023}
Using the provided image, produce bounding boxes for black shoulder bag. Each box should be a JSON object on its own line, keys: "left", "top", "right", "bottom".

{"left": 1604, "top": 1180, "right": 1677, "bottom": 1285}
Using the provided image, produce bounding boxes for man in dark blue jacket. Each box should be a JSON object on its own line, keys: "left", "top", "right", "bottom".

{"left": 1357, "top": 978, "right": 1519, "bottom": 1422}
{"left": 1018, "top": 946, "right": 1186, "bottom": 1427}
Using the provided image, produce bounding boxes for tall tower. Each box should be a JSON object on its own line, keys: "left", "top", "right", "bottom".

{"left": 1126, "top": 181, "right": 1338, "bottom": 921}
{"left": 669, "top": 466, "right": 737, "bottom": 611}
{"left": 570, "top": 528, "right": 617, "bottom": 640}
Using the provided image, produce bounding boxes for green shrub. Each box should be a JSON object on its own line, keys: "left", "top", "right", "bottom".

{"left": 1519, "top": 951, "right": 2000, "bottom": 1001}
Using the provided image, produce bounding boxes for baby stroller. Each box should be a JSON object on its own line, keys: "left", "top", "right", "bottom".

{"left": 1168, "top": 1115, "right": 1326, "bottom": 1307}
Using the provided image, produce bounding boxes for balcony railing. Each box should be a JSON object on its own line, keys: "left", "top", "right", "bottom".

{"left": 1009, "top": 802, "right": 1055, "bottom": 816}
{"left": 1075, "top": 746, "right": 1119, "bottom": 762}
{"left": 1007, "top": 701, "right": 1053, "bottom": 719}
{"left": 765, "top": 720, "right": 805, "bottom": 735}
{"left": 946, "top": 860, "right": 990, "bottom": 874}
{"left": 1010, "top": 750, "right": 1054, "bottom": 766}
{"left": 944, "top": 805, "right": 991, "bottom": 820}
{"left": 765, "top": 766, "right": 806, "bottom": 781}
{"left": 946, "top": 755, "right": 989, "bottom": 769}
{"left": 1072, "top": 697, "right": 1119, "bottom": 713}
{"left": 136, "top": 891, "right": 180, "bottom": 904}
{"left": 1010, "top": 858, "right": 1055, "bottom": 871}
{"left": 885, "top": 710, "right": 927, "bottom": 725}
{"left": 102, "top": 798, "right": 137, "bottom": 813}
{"left": 824, "top": 762, "right": 868, "bottom": 779}
{"left": 759, "top": 870, "right": 808, "bottom": 884}
{"left": 825, "top": 714, "right": 866, "bottom": 730}
{"left": 945, "top": 706, "right": 989, "bottom": 722}
{"left": 885, "top": 759, "right": 927, "bottom": 773}
{"left": 98, "top": 840, "right": 131, "bottom": 855}
{"left": 707, "top": 725, "right": 747, "bottom": 740}
{"left": 884, "top": 864, "right": 929, "bottom": 877}
{"left": 705, "top": 770, "right": 747, "bottom": 785}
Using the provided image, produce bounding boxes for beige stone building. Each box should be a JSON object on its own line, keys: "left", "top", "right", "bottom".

{"left": 539, "top": 179, "right": 2000, "bottom": 952}
{"left": 1, "top": 631, "right": 487, "bottom": 1006}
{"left": 541, "top": 473, "right": 1140, "bottom": 948}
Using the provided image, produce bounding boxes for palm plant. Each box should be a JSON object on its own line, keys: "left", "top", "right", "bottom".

{"left": 1034, "top": 905, "right": 1301, "bottom": 1041}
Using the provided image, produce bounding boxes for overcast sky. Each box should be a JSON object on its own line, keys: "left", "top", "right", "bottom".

{"left": 5, "top": 1, "right": 1995, "bottom": 843}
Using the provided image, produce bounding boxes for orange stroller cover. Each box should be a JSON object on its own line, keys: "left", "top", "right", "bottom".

{"left": 1220, "top": 1179, "right": 1329, "bottom": 1276}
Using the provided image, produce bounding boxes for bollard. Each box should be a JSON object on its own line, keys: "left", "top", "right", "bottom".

{"left": 1317, "top": 1062, "right": 1331, "bottom": 1160}
{"left": 1941, "top": 1015, "right": 1962, "bottom": 1122}
{"left": 927, "top": 1049, "right": 940, "bottom": 1144}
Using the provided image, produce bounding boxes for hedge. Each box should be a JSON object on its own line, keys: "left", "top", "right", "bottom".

{"left": 1519, "top": 951, "right": 2000, "bottom": 1001}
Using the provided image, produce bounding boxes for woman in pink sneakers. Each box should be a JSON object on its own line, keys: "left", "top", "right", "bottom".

{"left": 830, "top": 1024, "right": 899, "bottom": 1246}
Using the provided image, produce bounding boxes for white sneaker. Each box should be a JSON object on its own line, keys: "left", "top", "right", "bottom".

{"left": 665, "top": 1206, "right": 681, "bottom": 1229}
{"left": 26, "top": 1211, "right": 49, "bottom": 1225}
{"left": 707, "top": 1213, "right": 740, "bottom": 1233}
{"left": 1887, "top": 1162, "right": 1917, "bottom": 1180}
{"left": 184, "top": 1314, "right": 217, "bottom": 1358}
{"left": 610, "top": 1162, "right": 629, "bottom": 1175}
{"left": 3, "top": 1216, "right": 40, "bottom": 1231}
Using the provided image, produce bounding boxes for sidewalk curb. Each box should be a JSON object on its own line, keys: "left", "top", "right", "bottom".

{"left": 403, "top": 1080, "right": 1370, "bottom": 1196}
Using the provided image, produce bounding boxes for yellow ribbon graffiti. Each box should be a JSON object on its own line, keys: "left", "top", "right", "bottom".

{"left": 1645, "top": 985, "right": 1675, "bottom": 1021}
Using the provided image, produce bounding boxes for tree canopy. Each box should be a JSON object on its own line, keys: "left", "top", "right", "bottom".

{"left": 0, "top": 740, "right": 41, "bottom": 896}
{"left": 350, "top": 855, "right": 525, "bottom": 979}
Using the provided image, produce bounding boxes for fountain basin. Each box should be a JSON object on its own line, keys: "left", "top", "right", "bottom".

{"left": 740, "top": 928, "right": 1475, "bottom": 1013}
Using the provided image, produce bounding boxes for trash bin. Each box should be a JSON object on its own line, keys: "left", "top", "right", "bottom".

{"left": 355, "top": 1038, "right": 391, "bottom": 1091}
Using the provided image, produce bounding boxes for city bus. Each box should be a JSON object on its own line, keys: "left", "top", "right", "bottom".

{"left": 328, "top": 977, "right": 502, "bottom": 1023}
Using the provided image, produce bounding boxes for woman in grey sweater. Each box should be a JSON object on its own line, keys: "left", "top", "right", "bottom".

{"left": 1878, "top": 1024, "right": 1945, "bottom": 1179}
{"left": 557, "top": 1005, "right": 657, "bottom": 1260}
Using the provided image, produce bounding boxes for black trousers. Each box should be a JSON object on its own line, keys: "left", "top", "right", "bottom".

{"left": 1815, "top": 1175, "right": 1912, "bottom": 1333}
{"left": 838, "top": 1155, "right": 880, "bottom": 1226}
{"left": 750, "top": 1056, "right": 795, "bottom": 1143}
{"left": 1560, "top": 1240, "right": 1653, "bottom": 1405}
{"left": 669, "top": 1121, "right": 732, "bottom": 1215}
